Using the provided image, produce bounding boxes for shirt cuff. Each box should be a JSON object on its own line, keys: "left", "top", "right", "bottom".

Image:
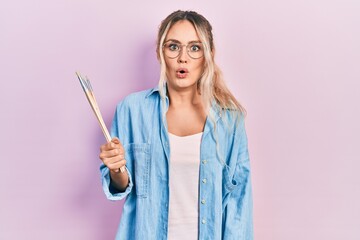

{"left": 100, "top": 164, "right": 133, "bottom": 201}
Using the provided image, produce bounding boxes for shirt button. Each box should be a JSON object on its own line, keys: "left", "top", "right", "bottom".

{"left": 202, "top": 178, "right": 207, "bottom": 183}
{"left": 202, "top": 159, "right": 207, "bottom": 164}
{"left": 201, "top": 199, "right": 206, "bottom": 204}
{"left": 201, "top": 219, "right": 206, "bottom": 224}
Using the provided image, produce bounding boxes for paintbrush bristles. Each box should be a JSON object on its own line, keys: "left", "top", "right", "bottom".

{"left": 76, "top": 72, "right": 111, "bottom": 141}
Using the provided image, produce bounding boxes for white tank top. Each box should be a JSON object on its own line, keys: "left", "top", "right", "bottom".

{"left": 167, "top": 132, "right": 203, "bottom": 240}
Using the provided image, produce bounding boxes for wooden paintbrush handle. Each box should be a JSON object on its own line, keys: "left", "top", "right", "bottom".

{"left": 77, "top": 72, "right": 125, "bottom": 173}
{"left": 86, "top": 95, "right": 125, "bottom": 173}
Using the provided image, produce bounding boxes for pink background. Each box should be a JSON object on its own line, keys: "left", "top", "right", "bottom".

{"left": 1, "top": 0, "right": 359, "bottom": 239}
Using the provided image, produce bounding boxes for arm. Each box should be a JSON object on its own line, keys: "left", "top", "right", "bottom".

{"left": 223, "top": 119, "right": 253, "bottom": 239}
{"left": 99, "top": 101, "right": 134, "bottom": 200}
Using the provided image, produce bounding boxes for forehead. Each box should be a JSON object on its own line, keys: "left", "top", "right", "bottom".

{"left": 165, "top": 20, "right": 200, "bottom": 42}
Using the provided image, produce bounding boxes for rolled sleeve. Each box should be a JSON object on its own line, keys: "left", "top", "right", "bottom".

{"left": 223, "top": 116, "right": 254, "bottom": 239}
{"left": 100, "top": 164, "right": 133, "bottom": 201}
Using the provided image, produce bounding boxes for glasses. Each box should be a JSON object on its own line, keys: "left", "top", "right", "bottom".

{"left": 163, "top": 41, "right": 204, "bottom": 59}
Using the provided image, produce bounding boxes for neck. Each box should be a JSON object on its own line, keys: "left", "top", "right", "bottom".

{"left": 167, "top": 85, "right": 202, "bottom": 108}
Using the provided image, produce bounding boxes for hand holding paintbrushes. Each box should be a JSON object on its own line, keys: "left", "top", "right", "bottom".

{"left": 76, "top": 72, "right": 126, "bottom": 174}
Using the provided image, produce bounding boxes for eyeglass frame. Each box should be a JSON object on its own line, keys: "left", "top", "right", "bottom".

{"left": 162, "top": 40, "right": 204, "bottom": 59}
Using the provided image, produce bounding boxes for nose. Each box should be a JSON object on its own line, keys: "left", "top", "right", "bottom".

{"left": 177, "top": 45, "right": 188, "bottom": 63}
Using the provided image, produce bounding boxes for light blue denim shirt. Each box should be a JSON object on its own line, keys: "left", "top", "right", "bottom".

{"left": 100, "top": 86, "right": 253, "bottom": 239}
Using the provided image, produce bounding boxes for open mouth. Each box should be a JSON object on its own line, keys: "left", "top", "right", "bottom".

{"left": 176, "top": 68, "right": 189, "bottom": 78}
{"left": 177, "top": 68, "right": 189, "bottom": 73}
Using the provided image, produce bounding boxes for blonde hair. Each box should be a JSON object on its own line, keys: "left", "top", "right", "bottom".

{"left": 156, "top": 11, "right": 247, "bottom": 166}
{"left": 156, "top": 10, "right": 246, "bottom": 118}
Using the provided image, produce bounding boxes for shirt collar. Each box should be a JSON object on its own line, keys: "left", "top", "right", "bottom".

{"left": 145, "top": 83, "right": 169, "bottom": 99}
{"left": 145, "top": 85, "right": 160, "bottom": 98}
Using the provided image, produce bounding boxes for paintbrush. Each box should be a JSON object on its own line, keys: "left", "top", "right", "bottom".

{"left": 76, "top": 72, "right": 125, "bottom": 173}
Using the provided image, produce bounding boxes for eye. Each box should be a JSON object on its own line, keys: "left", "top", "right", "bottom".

{"left": 189, "top": 44, "right": 202, "bottom": 52}
{"left": 168, "top": 43, "right": 180, "bottom": 51}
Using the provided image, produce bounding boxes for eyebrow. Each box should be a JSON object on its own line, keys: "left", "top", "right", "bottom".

{"left": 164, "top": 39, "right": 202, "bottom": 44}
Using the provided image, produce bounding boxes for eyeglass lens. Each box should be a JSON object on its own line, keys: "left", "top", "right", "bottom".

{"left": 163, "top": 42, "right": 204, "bottom": 59}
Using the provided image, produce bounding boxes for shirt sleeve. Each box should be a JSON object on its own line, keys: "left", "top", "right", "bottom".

{"left": 223, "top": 117, "right": 254, "bottom": 239}
{"left": 100, "top": 164, "right": 133, "bottom": 201}
{"left": 99, "top": 100, "right": 134, "bottom": 201}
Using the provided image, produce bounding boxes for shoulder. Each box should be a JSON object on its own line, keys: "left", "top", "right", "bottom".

{"left": 214, "top": 103, "right": 246, "bottom": 125}
{"left": 217, "top": 107, "right": 246, "bottom": 137}
{"left": 122, "top": 88, "right": 156, "bottom": 104}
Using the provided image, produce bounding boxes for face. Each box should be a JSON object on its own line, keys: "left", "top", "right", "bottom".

{"left": 163, "top": 20, "right": 205, "bottom": 92}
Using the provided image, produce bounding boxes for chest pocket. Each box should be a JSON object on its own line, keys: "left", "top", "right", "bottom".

{"left": 124, "top": 143, "right": 151, "bottom": 198}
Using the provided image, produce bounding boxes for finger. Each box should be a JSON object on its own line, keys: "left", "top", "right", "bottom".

{"left": 100, "top": 141, "right": 120, "bottom": 152}
{"left": 111, "top": 138, "right": 123, "bottom": 150}
{"left": 102, "top": 153, "right": 125, "bottom": 164}
{"left": 107, "top": 140, "right": 122, "bottom": 150}
{"left": 107, "top": 159, "right": 127, "bottom": 171}
{"left": 100, "top": 142, "right": 112, "bottom": 151}
{"left": 111, "top": 137, "right": 120, "bottom": 144}
{"left": 99, "top": 150, "right": 124, "bottom": 161}
{"left": 100, "top": 142, "right": 108, "bottom": 151}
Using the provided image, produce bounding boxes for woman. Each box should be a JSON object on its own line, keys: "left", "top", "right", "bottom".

{"left": 99, "top": 10, "right": 253, "bottom": 240}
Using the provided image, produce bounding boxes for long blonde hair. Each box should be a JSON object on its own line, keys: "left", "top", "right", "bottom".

{"left": 156, "top": 10, "right": 246, "bottom": 118}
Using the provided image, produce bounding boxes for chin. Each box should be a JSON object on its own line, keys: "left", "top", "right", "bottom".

{"left": 174, "top": 79, "right": 197, "bottom": 89}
